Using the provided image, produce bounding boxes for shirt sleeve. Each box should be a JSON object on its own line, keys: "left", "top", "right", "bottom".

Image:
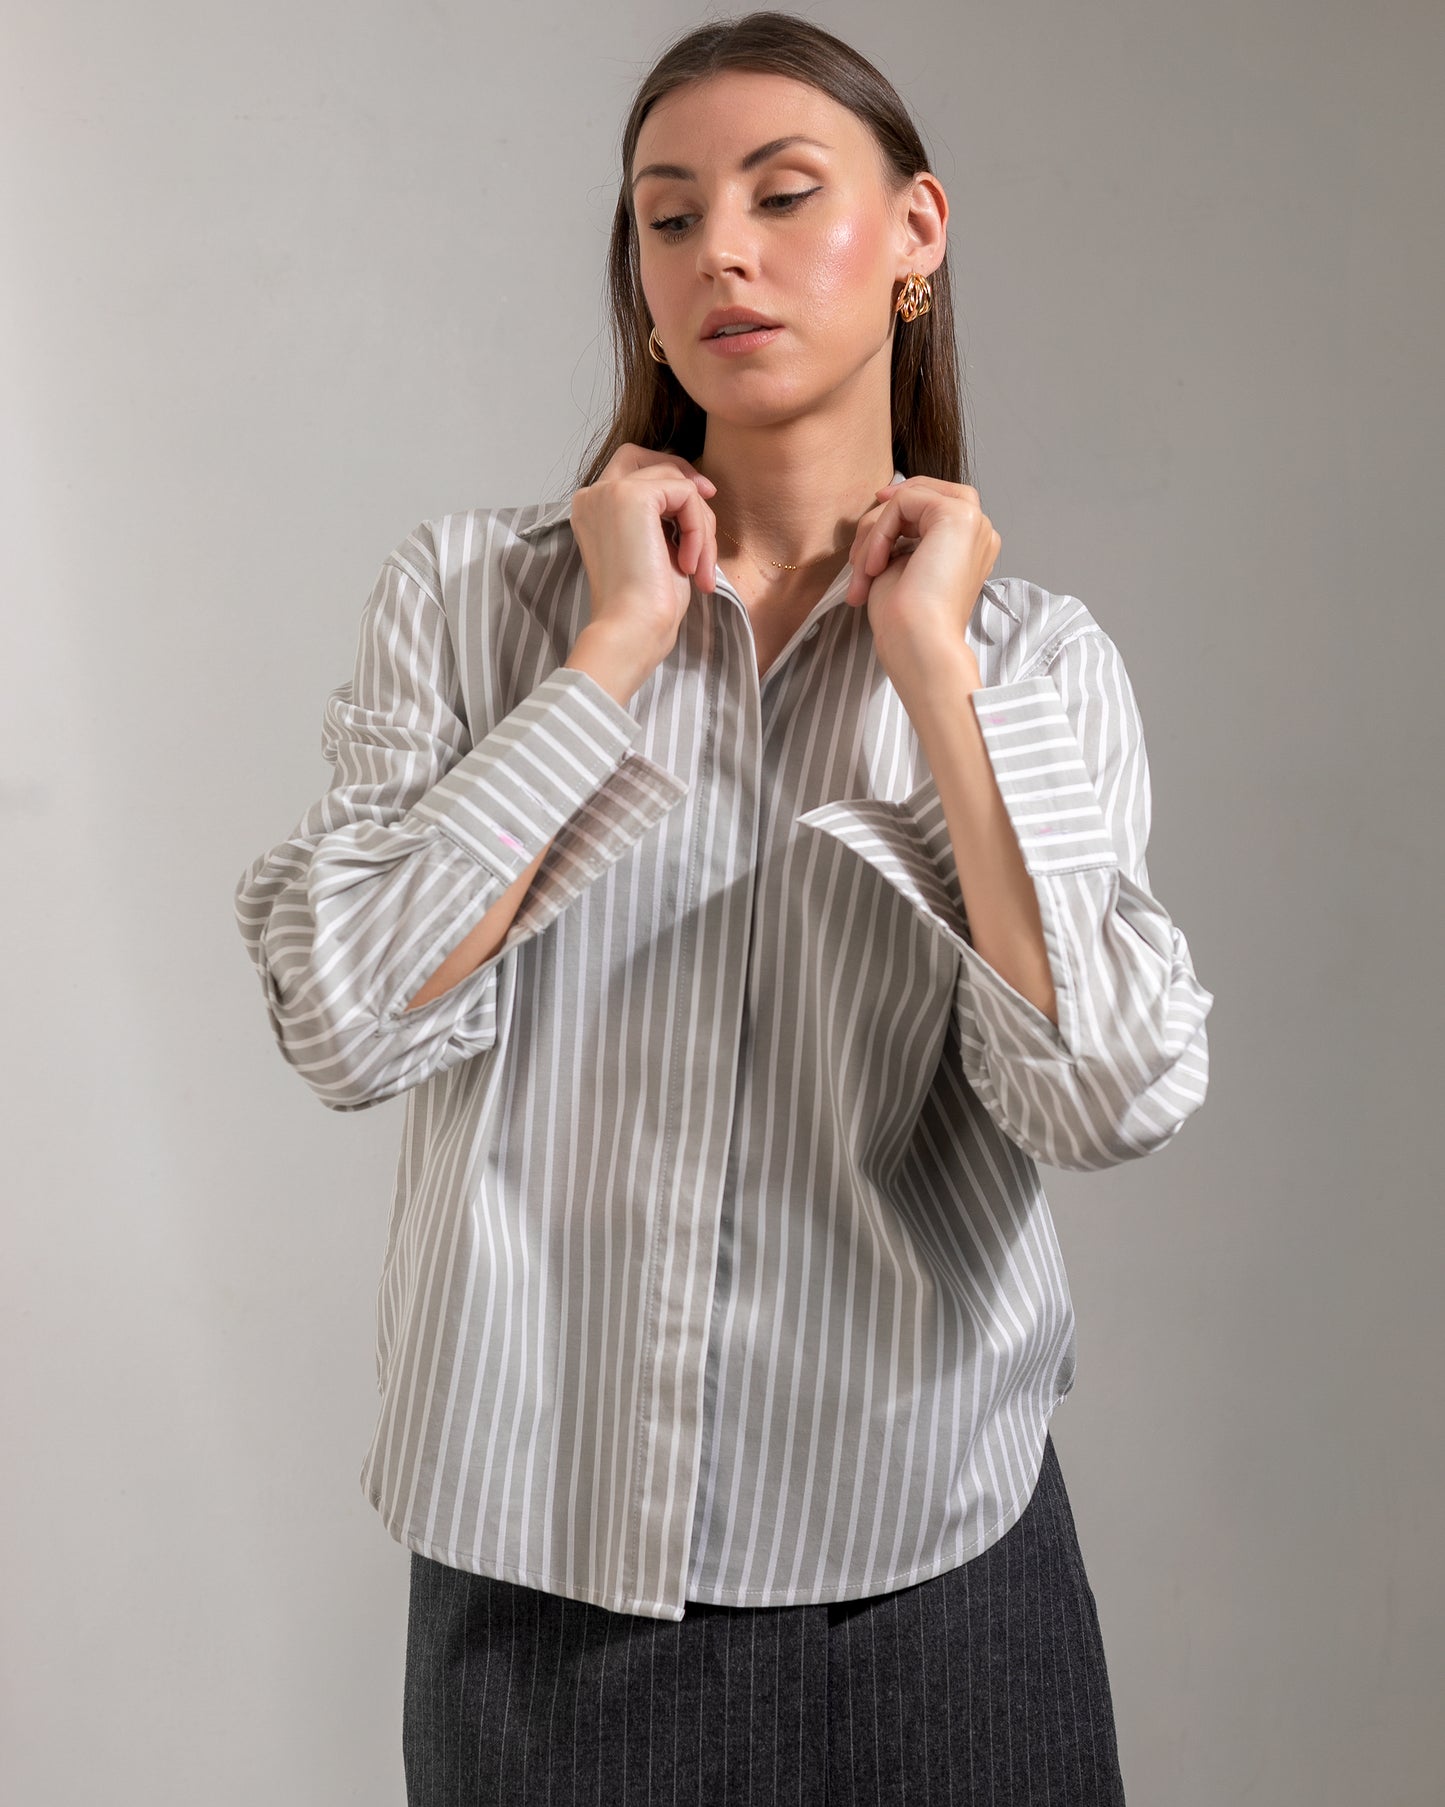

{"left": 795, "top": 626, "right": 1214, "bottom": 1171}
{"left": 233, "top": 548, "right": 689, "bottom": 1112}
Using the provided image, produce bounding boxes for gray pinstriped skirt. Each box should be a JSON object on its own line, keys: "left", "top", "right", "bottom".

{"left": 402, "top": 1432, "right": 1126, "bottom": 1804}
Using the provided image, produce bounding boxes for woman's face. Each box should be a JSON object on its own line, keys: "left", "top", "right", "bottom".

{"left": 630, "top": 72, "right": 943, "bottom": 424}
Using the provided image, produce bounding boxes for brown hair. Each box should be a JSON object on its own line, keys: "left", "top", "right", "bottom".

{"left": 571, "top": 10, "right": 972, "bottom": 493}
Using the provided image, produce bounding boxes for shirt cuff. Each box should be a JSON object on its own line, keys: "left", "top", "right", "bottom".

{"left": 965, "top": 674, "right": 1119, "bottom": 876}
{"left": 796, "top": 782, "right": 1076, "bottom": 1060}
{"left": 799, "top": 668, "right": 1127, "bottom": 1048}
{"left": 402, "top": 665, "right": 689, "bottom": 882}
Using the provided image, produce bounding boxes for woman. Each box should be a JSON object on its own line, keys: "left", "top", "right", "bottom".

{"left": 235, "top": 12, "right": 1213, "bottom": 1803}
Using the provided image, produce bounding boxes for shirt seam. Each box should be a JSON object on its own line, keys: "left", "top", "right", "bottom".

{"left": 1017, "top": 623, "right": 1099, "bottom": 683}
{"left": 425, "top": 817, "right": 515, "bottom": 885}
{"left": 382, "top": 552, "right": 444, "bottom": 610}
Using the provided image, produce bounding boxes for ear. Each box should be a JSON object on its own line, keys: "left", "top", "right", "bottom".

{"left": 897, "top": 171, "right": 947, "bottom": 276}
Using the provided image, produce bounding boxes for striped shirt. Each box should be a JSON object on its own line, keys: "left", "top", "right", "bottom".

{"left": 233, "top": 469, "right": 1214, "bottom": 1622}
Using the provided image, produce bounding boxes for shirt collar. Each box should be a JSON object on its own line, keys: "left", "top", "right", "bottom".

{"left": 513, "top": 469, "right": 1020, "bottom": 624}
{"left": 515, "top": 491, "right": 576, "bottom": 540}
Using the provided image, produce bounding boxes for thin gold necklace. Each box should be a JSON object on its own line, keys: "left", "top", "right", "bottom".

{"left": 712, "top": 515, "right": 862, "bottom": 573}
{"left": 713, "top": 519, "right": 805, "bottom": 571}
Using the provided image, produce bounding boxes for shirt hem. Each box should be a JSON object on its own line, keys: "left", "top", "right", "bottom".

{"left": 363, "top": 1394, "right": 1066, "bottom": 1621}
{"left": 361, "top": 1479, "right": 687, "bottom": 1621}
{"left": 683, "top": 1397, "right": 1064, "bottom": 1610}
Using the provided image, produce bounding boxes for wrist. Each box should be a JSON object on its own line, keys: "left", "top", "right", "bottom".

{"left": 879, "top": 630, "right": 981, "bottom": 704}
{"left": 565, "top": 622, "right": 658, "bottom": 708}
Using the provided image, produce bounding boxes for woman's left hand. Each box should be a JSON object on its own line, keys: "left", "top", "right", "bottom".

{"left": 843, "top": 476, "right": 1001, "bottom": 683}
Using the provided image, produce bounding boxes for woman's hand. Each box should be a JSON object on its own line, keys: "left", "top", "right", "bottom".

{"left": 842, "top": 476, "right": 1001, "bottom": 684}
{"left": 569, "top": 445, "right": 720, "bottom": 673}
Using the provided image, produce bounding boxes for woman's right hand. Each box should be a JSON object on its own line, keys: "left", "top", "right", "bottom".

{"left": 567, "top": 446, "right": 720, "bottom": 675}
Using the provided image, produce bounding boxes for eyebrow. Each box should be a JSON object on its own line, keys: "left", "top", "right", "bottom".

{"left": 630, "top": 135, "right": 832, "bottom": 191}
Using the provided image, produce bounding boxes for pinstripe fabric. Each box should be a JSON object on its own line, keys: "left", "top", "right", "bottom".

{"left": 401, "top": 1431, "right": 1126, "bottom": 1803}
{"left": 234, "top": 474, "right": 1213, "bottom": 1623}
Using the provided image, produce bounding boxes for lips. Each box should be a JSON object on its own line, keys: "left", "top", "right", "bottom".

{"left": 700, "top": 308, "right": 783, "bottom": 340}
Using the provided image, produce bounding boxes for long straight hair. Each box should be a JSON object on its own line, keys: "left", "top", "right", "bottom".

{"left": 571, "top": 10, "right": 973, "bottom": 493}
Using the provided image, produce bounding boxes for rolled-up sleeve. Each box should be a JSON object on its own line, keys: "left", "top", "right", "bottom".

{"left": 796, "top": 626, "right": 1214, "bottom": 1171}
{"left": 233, "top": 547, "right": 688, "bottom": 1112}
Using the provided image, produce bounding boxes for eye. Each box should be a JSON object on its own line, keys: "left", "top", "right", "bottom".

{"left": 647, "top": 188, "right": 820, "bottom": 241}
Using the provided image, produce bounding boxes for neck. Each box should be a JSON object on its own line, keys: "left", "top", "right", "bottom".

{"left": 692, "top": 411, "right": 897, "bottom": 573}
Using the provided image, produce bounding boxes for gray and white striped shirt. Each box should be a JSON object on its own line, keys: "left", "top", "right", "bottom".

{"left": 234, "top": 472, "right": 1214, "bottom": 1622}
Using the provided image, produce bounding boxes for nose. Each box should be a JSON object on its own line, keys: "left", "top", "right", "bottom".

{"left": 692, "top": 209, "right": 758, "bottom": 279}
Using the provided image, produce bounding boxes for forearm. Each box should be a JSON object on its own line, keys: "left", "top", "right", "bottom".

{"left": 895, "top": 642, "right": 1059, "bottom": 1028}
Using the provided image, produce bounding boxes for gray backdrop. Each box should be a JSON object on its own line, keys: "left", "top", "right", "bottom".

{"left": 4, "top": 1, "right": 1440, "bottom": 1801}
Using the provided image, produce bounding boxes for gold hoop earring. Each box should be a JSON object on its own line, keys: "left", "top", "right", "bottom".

{"left": 648, "top": 326, "right": 669, "bottom": 365}
{"left": 894, "top": 272, "right": 933, "bottom": 322}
